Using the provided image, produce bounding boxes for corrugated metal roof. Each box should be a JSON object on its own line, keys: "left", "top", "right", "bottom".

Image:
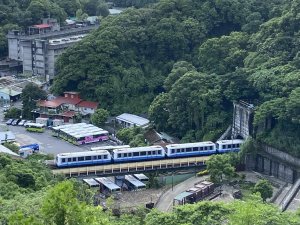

{"left": 83, "top": 179, "right": 100, "bottom": 187}
{"left": 125, "top": 175, "right": 146, "bottom": 188}
{"left": 0, "top": 88, "right": 21, "bottom": 96}
{"left": 174, "top": 191, "right": 194, "bottom": 201}
{"left": 0, "top": 144, "right": 19, "bottom": 157}
{"left": 94, "top": 177, "right": 121, "bottom": 191}
{"left": 116, "top": 113, "right": 149, "bottom": 126}
{"left": 0, "top": 131, "right": 16, "bottom": 143}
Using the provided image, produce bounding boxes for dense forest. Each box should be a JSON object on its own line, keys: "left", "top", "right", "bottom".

{"left": 50, "top": 0, "right": 300, "bottom": 154}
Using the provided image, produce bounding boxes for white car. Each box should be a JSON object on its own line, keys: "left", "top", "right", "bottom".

{"left": 23, "top": 121, "right": 32, "bottom": 126}
{"left": 18, "top": 120, "right": 26, "bottom": 126}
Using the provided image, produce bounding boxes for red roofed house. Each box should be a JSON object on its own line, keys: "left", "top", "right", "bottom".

{"left": 34, "top": 92, "right": 98, "bottom": 123}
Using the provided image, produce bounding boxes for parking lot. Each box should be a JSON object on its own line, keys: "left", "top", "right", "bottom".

{"left": 0, "top": 108, "right": 116, "bottom": 156}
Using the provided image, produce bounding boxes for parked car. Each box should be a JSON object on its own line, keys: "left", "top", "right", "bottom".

{"left": 6, "top": 119, "right": 14, "bottom": 125}
{"left": 3, "top": 105, "right": 9, "bottom": 112}
{"left": 18, "top": 120, "right": 26, "bottom": 126}
{"left": 12, "top": 119, "right": 21, "bottom": 126}
{"left": 24, "top": 120, "right": 32, "bottom": 126}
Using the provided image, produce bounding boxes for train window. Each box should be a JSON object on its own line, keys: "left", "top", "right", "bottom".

{"left": 148, "top": 151, "right": 152, "bottom": 155}
{"left": 133, "top": 152, "right": 139, "bottom": 157}
{"left": 104, "top": 155, "right": 108, "bottom": 159}
{"left": 72, "top": 157, "right": 77, "bottom": 162}
{"left": 85, "top": 156, "right": 91, "bottom": 160}
{"left": 232, "top": 144, "right": 236, "bottom": 148}
{"left": 186, "top": 148, "right": 191, "bottom": 152}
{"left": 152, "top": 151, "right": 156, "bottom": 155}
{"left": 209, "top": 146, "right": 213, "bottom": 150}
{"left": 62, "top": 158, "right": 65, "bottom": 163}
{"left": 93, "top": 156, "right": 97, "bottom": 160}
{"left": 237, "top": 144, "right": 240, "bottom": 147}
{"left": 171, "top": 149, "right": 175, "bottom": 154}
{"left": 78, "top": 157, "right": 84, "bottom": 161}
{"left": 200, "top": 147, "right": 203, "bottom": 151}
{"left": 141, "top": 151, "right": 146, "bottom": 156}
{"left": 124, "top": 153, "right": 127, "bottom": 157}
{"left": 193, "top": 147, "right": 198, "bottom": 151}
{"left": 118, "top": 153, "right": 121, "bottom": 158}
{"left": 228, "top": 144, "right": 232, "bottom": 148}
{"left": 128, "top": 153, "right": 132, "bottom": 157}
{"left": 204, "top": 146, "right": 207, "bottom": 150}
{"left": 67, "top": 158, "right": 72, "bottom": 162}
{"left": 98, "top": 155, "right": 102, "bottom": 159}
{"left": 158, "top": 150, "right": 161, "bottom": 154}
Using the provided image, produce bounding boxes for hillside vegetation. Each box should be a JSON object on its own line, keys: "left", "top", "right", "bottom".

{"left": 52, "top": 0, "right": 300, "bottom": 154}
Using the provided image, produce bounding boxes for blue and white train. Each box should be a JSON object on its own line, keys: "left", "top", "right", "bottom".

{"left": 55, "top": 139, "right": 244, "bottom": 167}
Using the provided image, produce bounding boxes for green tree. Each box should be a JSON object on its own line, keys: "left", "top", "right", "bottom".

{"left": 8, "top": 211, "right": 41, "bottom": 225}
{"left": 41, "top": 180, "right": 86, "bottom": 225}
{"left": 21, "top": 83, "right": 47, "bottom": 120}
{"left": 4, "top": 107, "right": 21, "bottom": 119}
{"left": 228, "top": 194, "right": 298, "bottom": 225}
{"left": 253, "top": 179, "right": 273, "bottom": 202}
{"left": 91, "top": 108, "right": 109, "bottom": 127}
{"left": 206, "top": 154, "right": 236, "bottom": 184}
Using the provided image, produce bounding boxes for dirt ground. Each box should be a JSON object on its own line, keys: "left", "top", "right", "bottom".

{"left": 96, "top": 171, "right": 286, "bottom": 211}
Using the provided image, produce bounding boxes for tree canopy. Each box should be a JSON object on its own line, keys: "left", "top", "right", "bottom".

{"left": 49, "top": 0, "right": 299, "bottom": 153}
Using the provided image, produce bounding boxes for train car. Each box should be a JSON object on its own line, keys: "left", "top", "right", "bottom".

{"left": 216, "top": 139, "right": 244, "bottom": 153}
{"left": 166, "top": 141, "right": 216, "bottom": 158}
{"left": 56, "top": 150, "right": 111, "bottom": 167}
{"left": 112, "top": 146, "right": 165, "bottom": 163}
{"left": 90, "top": 145, "right": 130, "bottom": 151}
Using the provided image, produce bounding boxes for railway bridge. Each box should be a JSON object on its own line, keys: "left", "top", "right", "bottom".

{"left": 51, "top": 156, "right": 209, "bottom": 177}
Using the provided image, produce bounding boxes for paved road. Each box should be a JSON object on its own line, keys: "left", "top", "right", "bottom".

{"left": 1, "top": 107, "right": 115, "bottom": 155}
{"left": 155, "top": 175, "right": 209, "bottom": 212}
{"left": 286, "top": 188, "right": 300, "bottom": 211}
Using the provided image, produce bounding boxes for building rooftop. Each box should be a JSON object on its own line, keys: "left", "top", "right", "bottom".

{"left": 125, "top": 175, "right": 146, "bottom": 188}
{"left": 0, "top": 131, "right": 16, "bottom": 143}
{"left": 77, "top": 101, "right": 98, "bottom": 109}
{"left": 83, "top": 178, "right": 100, "bottom": 187}
{"left": 33, "top": 24, "right": 51, "bottom": 29}
{"left": 133, "top": 174, "right": 149, "bottom": 181}
{"left": 94, "top": 177, "right": 121, "bottom": 191}
{"left": 0, "top": 87, "right": 21, "bottom": 96}
{"left": 109, "top": 8, "right": 124, "bottom": 15}
{"left": 174, "top": 191, "right": 194, "bottom": 201}
{"left": 116, "top": 113, "right": 149, "bottom": 126}
{"left": 38, "top": 96, "right": 82, "bottom": 108}
{"left": 0, "top": 144, "right": 19, "bottom": 157}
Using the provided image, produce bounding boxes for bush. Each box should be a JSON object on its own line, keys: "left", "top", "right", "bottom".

{"left": 197, "top": 170, "right": 209, "bottom": 177}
